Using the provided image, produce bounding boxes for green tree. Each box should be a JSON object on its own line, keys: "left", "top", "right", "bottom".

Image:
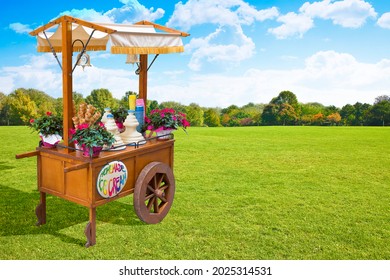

{"left": 271, "top": 91, "right": 299, "bottom": 107}
{"left": 261, "top": 104, "right": 278, "bottom": 125}
{"left": 203, "top": 108, "right": 221, "bottom": 127}
{"left": 146, "top": 100, "right": 159, "bottom": 114}
{"left": 300, "top": 102, "right": 325, "bottom": 125}
{"left": 85, "top": 88, "right": 118, "bottom": 112}
{"left": 186, "top": 103, "right": 204, "bottom": 127}
{"left": 340, "top": 104, "right": 355, "bottom": 125}
{"left": 159, "top": 101, "right": 187, "bottom": 113}
{"left": 366, "top": 100, "right": 390, "bottom": 126}
{"left": 353, "top": 102, "right": 371, "bottom": 126}
{"left": 8, "top": 89, "right": 38, "bottom": 124}
{"left": 0, "top": 92, "right": 10, "bottom": 125}
{"left": 278, "top": 103, "right": 298, "bottom": 125}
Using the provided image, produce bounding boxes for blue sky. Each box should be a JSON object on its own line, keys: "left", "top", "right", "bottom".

{"left": 1, "top": 0, "right": 390, "bottom": 108}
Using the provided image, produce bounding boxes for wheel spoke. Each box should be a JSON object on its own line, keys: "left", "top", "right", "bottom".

{"left": 147, "top": 185, "right": 154, "bottom": 193}
{"left": 145, "top": 193, "right": 154, "bottom": 201}
{"left": 152, "top": 176, "right": 158, "bottom": 189}
{"left": 159, "top": 196, "right": 167, "bottom": 203}
{"left": 147, "top": 197, "right": 155, "bottom": 211}
{"left": 154, "top": 197, "right": 159, "bottom": 213}
{"left": 160, "top": 184, "right": 169, "bottom": 191}
{"left": 156, "top": 173, "right": 164, "bottom": 187}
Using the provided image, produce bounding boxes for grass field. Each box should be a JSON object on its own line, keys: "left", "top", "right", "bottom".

{"left": 0, "top": 126, "right": 389, "bottom": 260}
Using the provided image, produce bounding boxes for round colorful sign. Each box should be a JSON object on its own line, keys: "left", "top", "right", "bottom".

{"left": 97, "top": 161, "right": 128, "bottom": 198}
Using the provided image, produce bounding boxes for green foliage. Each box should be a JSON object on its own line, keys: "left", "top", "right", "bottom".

{"left": 85, "top": 88, "right": 118, "bottom": 112}
{"left": 8, "top": 89, "right": 38, "bottom": 124}
{"left": 112, "top": 107, "right": 129, "bottom": 123}
{"left": 146, "top": 100, "right": 159, "bottom": 115}
{"left": 186, "top": 103, "right": 204, "bottom": 127}
{"left": 262, "top": 91, "right": 299, "bottom": 125}
{"left": 203, "top": 108, "right": 221, "bottom": 127}
{"left": 1, "top": 87, "right": 390, "bottom": 127}
{"left": 271, "top": 90, "right": 298, "bottom": 107}
{"left": 29, "top": 111, "right": 63, "bottom": 136}
{"left": 366, "top": 100, "right": 390, "bottom": 126}
{"left": 70, "top": 123, "right": 115, "bottom": 149}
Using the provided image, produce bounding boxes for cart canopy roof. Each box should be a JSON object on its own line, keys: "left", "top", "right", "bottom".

{"left": 30, "top": 15, "right": 189, "bottom": 55}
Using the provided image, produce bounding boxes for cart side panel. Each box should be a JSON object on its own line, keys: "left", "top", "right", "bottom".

{"left": 64, "top": 162, "right": 89, "bottom": 203}
{"left": 40, "top": 155, "right": 64, "bottom": 195}
{"left": 134, "top": 144, "right": 173, "bottom": 176}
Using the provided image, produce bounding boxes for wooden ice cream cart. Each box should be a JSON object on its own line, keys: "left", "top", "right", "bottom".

{"left": 15, "top": 16, "right": 189, "bottom": 247}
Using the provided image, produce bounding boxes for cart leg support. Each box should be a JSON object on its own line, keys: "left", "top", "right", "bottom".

{"left": 84, "top": 207, "right": 96, "bottom": 248}
{"left": 35, "top": 192, "right": 46, "bottom": 226}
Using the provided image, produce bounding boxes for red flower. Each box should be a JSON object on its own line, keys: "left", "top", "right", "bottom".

{"left": 181, "top": 119, "right": 190, "bottom": 128}
{"left": 46, "top": 112, "right": 52, "bottom": 116}
{"left": 78, "top": 123, "right": 89, "bottom": 130}
{"left": 29, "top": 119, "right": 35, "bottom": 124}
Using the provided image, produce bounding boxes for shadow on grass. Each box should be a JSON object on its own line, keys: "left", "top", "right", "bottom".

{"left": 0, "top": 161, "right": 15, "bottom": 171}
{"left": 0, "top": 184, "right": 145, "bottom": 247}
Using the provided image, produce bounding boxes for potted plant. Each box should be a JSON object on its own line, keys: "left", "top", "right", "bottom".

{"left": 144, "top": 108, "right": 190, "bottom": 139}
{"left": 70, "top": 122, "right": 115, "bottom": 157}
{"left": 29, "top": 111, "right": 63, "bottom": 148}
{"left": 112, "top": 107, "right": 129, "bottom": 133}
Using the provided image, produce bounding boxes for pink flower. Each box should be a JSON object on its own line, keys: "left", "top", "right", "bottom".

{"left": 161, "top": 113, "right": 165, "bottom": 118}
{"left": 98, "top": 122, "right": 105, "bottom": 128}
{"left": 116, "top": 122, "right": 124, "bottom": 129}
{"left": 182, "top": 119, "right": 190, "bottom": 127}
{"left": 78, "top": 123, "right": 89, "bottom": 130}
{"left": 69, "top": 128, "right": 76, "bottom": 136}
{"left": 46, "top": 112, "right": 52, "bottom": 116}
{"left": 144, "top": 116, "right": 151, "bottom": 123}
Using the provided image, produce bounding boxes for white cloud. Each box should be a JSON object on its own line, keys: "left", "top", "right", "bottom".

{"left": 148, "top": 50, "right": 390, "bottom": 107}
{"left": 57, "top": 0, "right": 164, "bottom": 24}
{"left": 9, "top": 23, "right": 32, "bottom": 34}
{"left": 377, "top": 12, "right": 390, "bottom": 29}
{"left": 269, "top": 0, "right": 377, "bottom": 39}
{"left": 300, "top": 0, "right": 377, "bottom": 28}
{"left": 268, "top": 12, "right": 314, "bottom": 39}
{"left": 0, "top": 54, "right": 137, "bottom": 99}
{"left": 186, "top": 25, "right": 255, "bottom": 71}
{"left": 168, "top": 0, "right": 276, "bottom": 70}
{"left": 2, "top": 51, "right": 389, "bottom": 108}
{"left": 57, "top": 9, "right": 114, "bottom": 23}
{"left": 167, "top": 0, "right": 278, "bottom": 30}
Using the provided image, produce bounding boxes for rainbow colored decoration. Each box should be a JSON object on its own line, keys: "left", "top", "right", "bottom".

{"left": 97, "top": 161, "right": 128, "bottom": 198}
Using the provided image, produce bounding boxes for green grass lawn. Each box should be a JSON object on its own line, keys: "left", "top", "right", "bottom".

{"left": 0, "top": 126, "right": 389, "bottom": 260}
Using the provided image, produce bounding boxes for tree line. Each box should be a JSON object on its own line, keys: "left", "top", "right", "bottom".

{"left": 0, "top": 88, "right": 389, "bottom": 127}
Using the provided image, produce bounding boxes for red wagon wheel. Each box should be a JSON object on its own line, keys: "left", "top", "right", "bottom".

{"left": 133, "top": 162, "right": 175, "bottom": 224}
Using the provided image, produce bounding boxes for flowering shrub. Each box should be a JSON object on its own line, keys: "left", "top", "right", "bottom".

{"left": 144, "top": 108, "right": 190, "bottom": 133}
{"left": 70, "top": 122, "right": 115, "bottom": 150}
{"left": 29, "top": 112, "right": 63, "bottom": 136}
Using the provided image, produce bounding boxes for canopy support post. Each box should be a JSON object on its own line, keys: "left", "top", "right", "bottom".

{"left": 62, "top": 20, "right": 74, "bottom": 152}
{"left": 139, "top": 54, "right": 148, "bottom": 104}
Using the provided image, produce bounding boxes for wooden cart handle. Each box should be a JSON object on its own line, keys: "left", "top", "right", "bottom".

{"left": 15, "top": 151, "right": 39, "bottom": 159}
{"left": 64, "top": 163, "right": 89, "bottom": 173}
